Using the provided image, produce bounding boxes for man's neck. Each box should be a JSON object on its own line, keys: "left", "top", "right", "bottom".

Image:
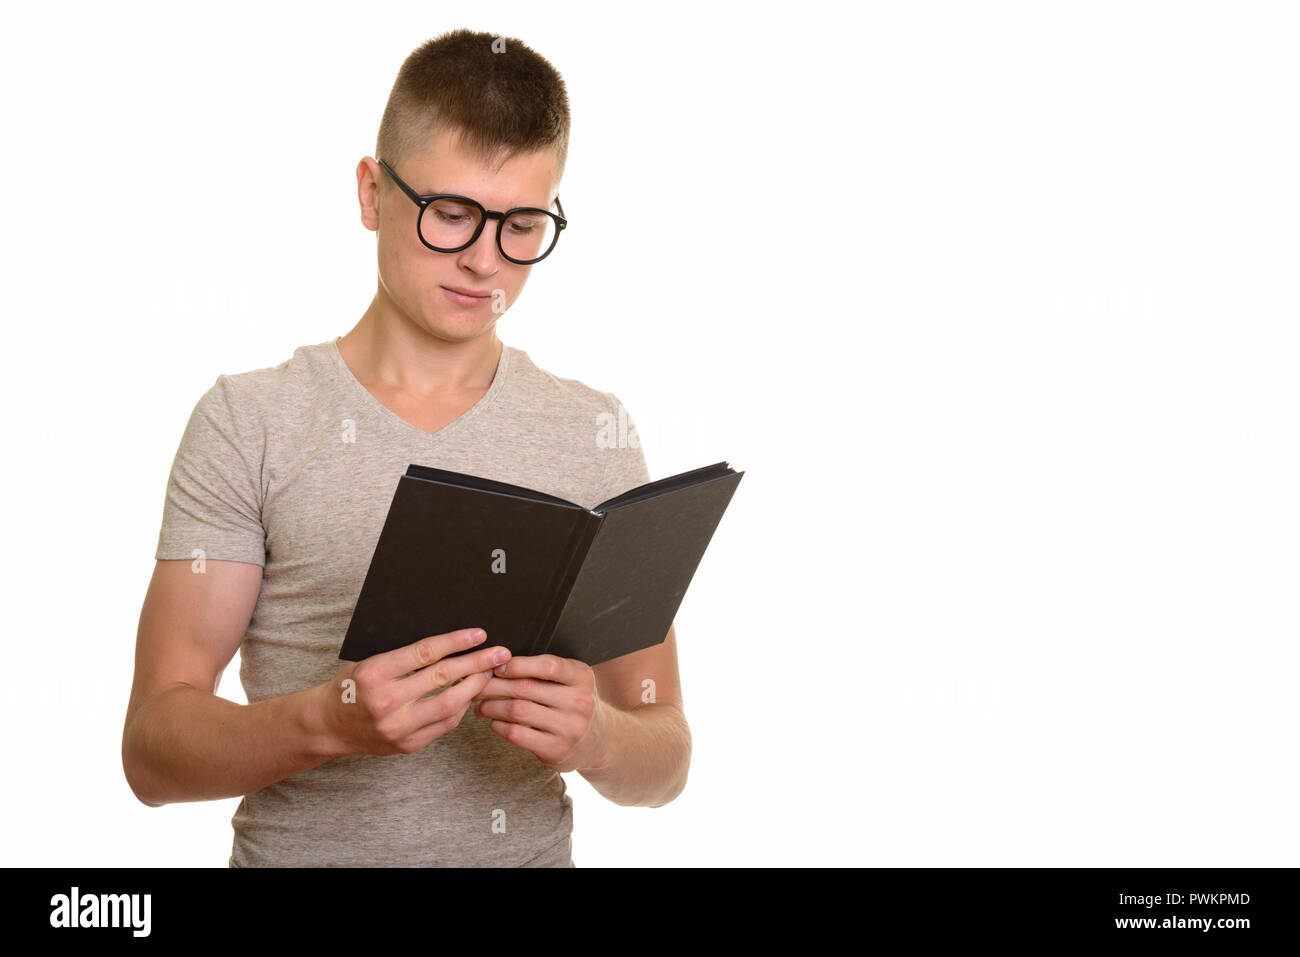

{"left": 338, "top": 305, "right": 503, "bottom": 399}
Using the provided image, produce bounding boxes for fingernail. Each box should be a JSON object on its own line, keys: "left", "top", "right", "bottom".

{"left": 493, "top": 650, "right": 509, "bottom": 664}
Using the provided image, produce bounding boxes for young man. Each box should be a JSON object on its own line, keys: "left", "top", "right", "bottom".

{"left": 122, "top": 28, "right": 690, "bottom": 867}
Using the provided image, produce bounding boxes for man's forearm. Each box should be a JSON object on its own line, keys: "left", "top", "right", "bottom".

{"left": 578, "top": 702, "right": 691, "bottom": 807}
{"left": 122, "top": 683, "right": 339, "bottom": 806}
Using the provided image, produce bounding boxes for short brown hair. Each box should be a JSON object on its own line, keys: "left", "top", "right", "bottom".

{"left": 376, "top": 29, "right": 570, "bottom": 188}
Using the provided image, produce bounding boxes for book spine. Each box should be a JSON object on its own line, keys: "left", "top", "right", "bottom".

{"left": 527, "top": 510, "right": 603, "bottom": 657}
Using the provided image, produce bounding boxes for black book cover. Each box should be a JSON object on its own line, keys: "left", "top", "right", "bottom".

{"left": 339, "top": 461, "right": 743, "bottom": 666}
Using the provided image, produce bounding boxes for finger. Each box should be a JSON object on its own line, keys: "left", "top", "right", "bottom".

{"left": 371, "top": 627, "right": 487, "bottom": 682}
{"left": 393, "top": 702, "right": 473, "bottom": 754}
{"left": 489, "top": 653, "right": 584, "bottom": 686}
{"left": 394, "top": 644, "right": 511, "bottom": 703}
{"left": 470, "top": 676, "right": 574, "bottom": 708}
{"left": 485, "top": 719, "right": 557, "bottom": 758}
{"left": 404, "top": 670, "right": 493, "bottom": 731}
{"left": 475, "top": 697, "right": 570, "bottom": 735}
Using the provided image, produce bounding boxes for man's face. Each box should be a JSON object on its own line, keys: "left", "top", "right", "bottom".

{"left": 362, "top": 126, "right": 560, "bottom": 344}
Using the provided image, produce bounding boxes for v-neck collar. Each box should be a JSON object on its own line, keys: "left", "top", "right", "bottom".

{"left": 328, "top": 335, "right": 512, "bottom": 444}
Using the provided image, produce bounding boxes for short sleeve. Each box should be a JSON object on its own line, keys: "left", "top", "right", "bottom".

{"left": 154, "top": 374, "right": 268, "bottom": 567}
{"left": 590, "top": 391, "right": 652, "bottom": 506}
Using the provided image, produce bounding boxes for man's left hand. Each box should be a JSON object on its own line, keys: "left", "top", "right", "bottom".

{"left": 470, "top": 654, "right": 610, "bottom": 772}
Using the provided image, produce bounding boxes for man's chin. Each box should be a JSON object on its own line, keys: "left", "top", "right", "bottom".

{"left": 414, "top": 312, "right": 500, "bottom": 345}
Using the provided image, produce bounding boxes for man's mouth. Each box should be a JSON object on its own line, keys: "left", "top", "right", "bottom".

{"left": 441, "top": 285, "right": 492, "bottom": 306}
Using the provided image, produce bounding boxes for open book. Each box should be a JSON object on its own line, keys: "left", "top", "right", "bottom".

{"left": 339, "top": 461, "right": 744, "bottom": 666}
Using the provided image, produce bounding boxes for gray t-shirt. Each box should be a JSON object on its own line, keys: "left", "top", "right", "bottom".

{"left": 153, "top": 336, "right": 650, "bottom": 867}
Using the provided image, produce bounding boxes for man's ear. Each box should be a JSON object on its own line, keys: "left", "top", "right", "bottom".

{"left": 357, "top": 158, "right": 383, "bottom": 233}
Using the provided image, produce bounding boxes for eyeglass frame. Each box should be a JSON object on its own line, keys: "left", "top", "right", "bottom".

{"left": 376, "top": 158, "right": 567, "bottom": 265}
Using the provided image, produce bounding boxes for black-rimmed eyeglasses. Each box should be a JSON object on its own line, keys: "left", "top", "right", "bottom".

{"left": 377, "top": 158, "right": 567, "bottom": 265}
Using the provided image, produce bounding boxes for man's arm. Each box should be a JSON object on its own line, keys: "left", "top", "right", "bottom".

{"left": 577, "top": 624, "right": 691, "bottom": 808}
{"left": 122, "top": 559, "right": 342, "bottom": 806}
{"left": 122, "top": 559, "right": 508, "bottom": 806}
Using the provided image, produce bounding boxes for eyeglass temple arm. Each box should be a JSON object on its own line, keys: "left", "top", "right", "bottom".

{"left": 384, "top": 157, "right": 565, "bottom": 228}
{"left": 378, "top": 159, "right": 425, "bottom": 206}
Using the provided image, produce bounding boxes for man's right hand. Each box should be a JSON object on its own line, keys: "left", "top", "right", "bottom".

{"left": 314, "top": 628, "right": 509, "bottom": 758}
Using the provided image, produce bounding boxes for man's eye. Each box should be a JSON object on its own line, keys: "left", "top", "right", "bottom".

{"left": 434, "top": 209, "right": 471, "bottom": 225}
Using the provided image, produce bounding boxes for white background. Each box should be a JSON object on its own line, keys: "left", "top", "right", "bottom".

{"left": 1, "top": 0, "right": 1296, "bottom": 867}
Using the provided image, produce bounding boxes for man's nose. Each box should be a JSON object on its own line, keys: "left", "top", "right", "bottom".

{"left": 457, "top": 220, "right": 502, "bottom": 274}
